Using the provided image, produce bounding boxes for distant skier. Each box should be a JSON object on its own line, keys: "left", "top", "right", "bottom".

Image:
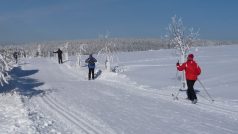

{"left": 53, "top": 48, "right": 63, "bottom": 64}
{"left": 85, "top": 54, "right": 97, "bottom": 80}
{"left": 13, "top": 51, "right": 18, "bottom": 63}
{"left": 176, "top": 54, "right": 201, "bottom": 104}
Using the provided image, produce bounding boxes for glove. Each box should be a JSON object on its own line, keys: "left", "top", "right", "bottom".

{"left": 176, "top": 62, "right": 179, "bottom": 66}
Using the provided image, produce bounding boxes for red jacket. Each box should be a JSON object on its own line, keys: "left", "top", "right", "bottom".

{"left": 177, "top": 60, "right": 201, "bottom": 80}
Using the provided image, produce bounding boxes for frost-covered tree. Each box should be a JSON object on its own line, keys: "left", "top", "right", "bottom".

{"left": 64, "top": 42, "right": 69, "bottom": 61}
{"left": 167, "top": 15, "right": 199, "bottom": 89}
{"left": 0, "top": 54, "right": 8, "bottom": 85}
{"left": 0, "top": 52, "right": 12, "bottom": 86}
{"left": 97, "top": 35, "right": 120, "bottom": 72}
{"left": 36, "top": 44, "right": 41, "bottom": 57}
{"left": 76, "top": 44, "right": 87, "bottom": 67}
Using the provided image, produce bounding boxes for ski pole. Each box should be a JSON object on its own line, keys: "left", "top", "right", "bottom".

{"left": 175, "top": 69, "right": 179, "bottom": 80}
{"left": 197, "top": 92, "right": 212, "bottom": 102}
{"left": 173, "top": 60, "right": 181, "bottom": 100}
{"left": 172, "top": 89, "right": 180, "bottom": 100}
{"left": 175, "top": 60, "right": 179, "bottom": 80}
{"left": 197, "top": 78, "right": 214, "bottom": 102}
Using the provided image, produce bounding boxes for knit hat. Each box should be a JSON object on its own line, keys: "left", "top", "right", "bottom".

{"left": 187, "top": 54, "right": 194, "bottom": 60}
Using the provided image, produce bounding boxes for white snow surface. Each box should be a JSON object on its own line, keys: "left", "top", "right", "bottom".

{"left": 1, "top": 45, "right": 238, "bottom": 134}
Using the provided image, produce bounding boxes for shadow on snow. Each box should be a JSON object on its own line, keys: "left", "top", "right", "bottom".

{"left": 94, "top": 69, "right": 102, "bottom": 79}
{"left": 0, "top": 66, "right": 46, "bottom": 98}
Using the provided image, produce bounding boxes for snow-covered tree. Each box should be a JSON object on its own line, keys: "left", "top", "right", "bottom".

{"left": 97, "top": 35, "right": 120, "bottom": 72}
{"left": 64, "top": 42, "right": 69, "bottom": 61}
{"left": 36, "top": 44, "right": 41, "bottom": 57}
{"left": 167, "top": 15, "right": 199, "bottom": 89}
{"left": 75, "top": 44, "right": 87, "bottom": 67}
{"left": 0, "top": 52, "right": 12, "bottom": 86}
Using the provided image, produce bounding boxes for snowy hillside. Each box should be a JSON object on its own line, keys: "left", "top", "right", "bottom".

{"left": 1, "top": 45, "right": 238, "bottom": 134}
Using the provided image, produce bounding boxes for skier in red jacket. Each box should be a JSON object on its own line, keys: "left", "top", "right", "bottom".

{"left": 176, "top": 54, "right": 201, "bottom": 104}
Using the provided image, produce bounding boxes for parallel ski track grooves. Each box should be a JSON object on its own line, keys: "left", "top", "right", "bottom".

{"left": 166, "top": 94, "right": 238, "bottom": 119}
{"left": 197, "top": 101, "right": 238, "bottom": 117}
{"left": 101, "top": 79, "right": 238, "bottom": 119}
{"left": 168, "top": 95, "right": 238, "bottom": 120}
{"left": 41, "top": 94, "right": 105, "bottom": 134}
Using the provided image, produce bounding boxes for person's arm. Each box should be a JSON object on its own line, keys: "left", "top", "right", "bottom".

{"left": 85, "top": 58, "right": 89, "bottom": 63}
{"left": 196, "top": 65, "right": 201, "bottom": 75}
{"left": 94, "top": 58, "right": 97, "bottom": 62}
{"left": 177, "top": 62, "right": 186, "bottom": 71}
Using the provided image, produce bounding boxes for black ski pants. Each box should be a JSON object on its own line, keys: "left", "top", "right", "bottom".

{"left": 186, "top": 80, "right": 197, "bottom": 101}
{"left": 88, "top": 68, "right": 95, "bottom": 80}
{"left": 58, "top": 56, "right": 63, "bottom": 64}
{"left": 15, "top": 57, "right": 18, "bottom": 63}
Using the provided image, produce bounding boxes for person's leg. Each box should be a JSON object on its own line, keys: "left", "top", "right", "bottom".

{"left": 92, "top": 69, "right": 95, "bottom": 79}
{"left": 187, "top": 80, "right": 196, "bottom": 101}
{"left": 186, "top": 89, "right": 191, "bottom": 100}
{"left": 88, "top": 69, "right": 92, "bottom": 80}
{"left": 190, "top": 80, "right": 197, "bottom": 100}
{"left": 186, "top": 80, "right": 192, "bottom": 100}
{"left": 60, "top": 58, "right": 63, "bottom": 64}
{"left": 187, "top": 80, "right": 197, "bottom": 101}
{"left": 58, "top": 58, "right": 60, "bottom": 64}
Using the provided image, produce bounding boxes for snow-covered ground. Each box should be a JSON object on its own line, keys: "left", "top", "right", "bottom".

{"left": 1, "top": 45, "right": 238, "bottom": 134}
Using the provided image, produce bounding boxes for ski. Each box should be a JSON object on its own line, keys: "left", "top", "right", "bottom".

{"left": 172, "top": 93, "right": 179, "bottom": 100}
{"left": 172, "top": 88, "right": 184, "bottom": 100}
{"left": 172, "top": 89, "right": 198, "bottom": 104}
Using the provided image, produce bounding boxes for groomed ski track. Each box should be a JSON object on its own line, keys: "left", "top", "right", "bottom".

{"left": 15, "top": 57, "right": 238, "bottom": 134}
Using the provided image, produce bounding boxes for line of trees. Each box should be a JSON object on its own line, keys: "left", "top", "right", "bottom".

{"left": 1, "top": 38, "right": 236, "bottom": 58}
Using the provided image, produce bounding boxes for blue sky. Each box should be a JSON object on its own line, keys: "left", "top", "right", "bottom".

{"left": 0, "top": 0, "right": 237, "bottom": 42}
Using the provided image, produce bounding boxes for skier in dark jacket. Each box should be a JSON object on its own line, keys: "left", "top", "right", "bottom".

{"left": 53, "top": 48, "right": 63, "bottom": 64}
{"left": 13, "top": 51, "right": 18, "bottom": 63}
{"left": 85, "top": 54, "right": 97, "bottom": 80}
{"left": 176, "top": 54, "right": 201, "bottom": 104}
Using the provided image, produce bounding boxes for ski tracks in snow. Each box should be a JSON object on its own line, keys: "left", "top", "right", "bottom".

{"left": 17, "top": 57, "right": 238, "bottom": 133}
{"left": 97, "top": 72, "right": 238, "bottom": 133}
{"left": 38, "top": 93, "right": 116, "bottom": 134}
{"left": 99, "top": 71, "right": 238, "bottom": 121}
{"left": 172, "top": 95, "right": 238, "bottom": 120}
{"left": 21, "top": 58, "right": 116, "bottom": 134}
